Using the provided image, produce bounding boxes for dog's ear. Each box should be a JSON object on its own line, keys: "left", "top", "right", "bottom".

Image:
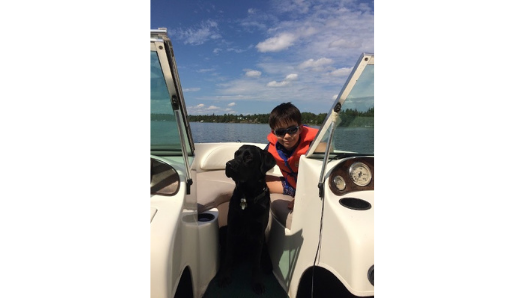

{"left": 259, "top": 148, "right": 276, "bottom": 173}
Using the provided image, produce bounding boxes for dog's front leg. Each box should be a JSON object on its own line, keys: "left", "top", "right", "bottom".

{"left": 217, "top": 224, "right": 235, "bottom": 287}
{"left": 250, "top": 236, "right": 265, "bottom": 294}
{"left": 218, "top": 202, "right": 244, "bottom": 288}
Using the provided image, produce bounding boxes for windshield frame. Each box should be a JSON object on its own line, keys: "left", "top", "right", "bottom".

{"left": 151, "top": 28, "right": 195, "bottom": 189}
{"left": 150, "top": 29, "right": 195, "bottom": 156}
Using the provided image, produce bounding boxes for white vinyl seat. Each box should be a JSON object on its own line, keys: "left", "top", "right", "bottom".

{"left": 195, "top": 170, "right": 235, "bottom": 214}
{"left": 269, "top": 193, "right": 294, "bottom": 229}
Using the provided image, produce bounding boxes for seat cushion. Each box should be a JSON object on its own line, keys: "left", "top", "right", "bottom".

{"left": 270, "top": 193, "right": 294, "bottom": 229}
{"left": 196, "top": 169, "right": 293, "bottom": 229}
{"left": 196, "top": 170, "right": 235, "bottom": 213}
{"left": 199, "top": 144, "right": 242, "bottom": 170}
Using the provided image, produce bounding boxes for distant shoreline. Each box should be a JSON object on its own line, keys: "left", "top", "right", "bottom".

{"left": 152, "top": 107, "right": 373, "bottom": 127}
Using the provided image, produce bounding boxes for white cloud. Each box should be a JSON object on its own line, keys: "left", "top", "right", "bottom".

{"left": 253, "top": 2, "right": 374, "bottom": 62}
{"left": 267, "top": 73, "right": 298, "bottom": 87}
{"left": 245, "top": 70, "right": 262, "bottom": 78}
{"left": 298, "top": 58, "right": 334, "bottom": 70}
{"left": 228, "top": 102, "right": 236, "bottom": 106}
{"left": 183, "top": 88, "right": 201, "bottom": 92}
{"left": 256, "top": 33, "right": 297, "bottom": 52}
{"left": 285, "top": 73, "right": 298, "bottom": 80}
{"left": 187, "top": 103, "right": 235, "bottom": 115}
{"left": 330, "top": 67, "right": 352, "bottom": 77}
{"left": 298, "top": 26, "right": 318, "bottom": 37}
{"left": 267, "top": 80, "right": 290, "bottom": 87}
{"left": 175, "top": 20, "right": 221, "bottom": 45}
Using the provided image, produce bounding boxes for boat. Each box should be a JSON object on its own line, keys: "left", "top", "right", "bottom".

{"left": 150, "top": 28, "right": 374, "bottom": 298}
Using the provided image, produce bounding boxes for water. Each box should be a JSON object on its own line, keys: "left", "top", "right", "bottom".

{"left": 189, "top": 122, "right": 276, "bottom": 143}
{"left": 152, "top": 121, "right": 373, "bottom": 153}
{"left": 191, "top": 122, "right": 374, "bottom": 152}
{"left": 332, "top": 126, "right": 374, "bottom": 153}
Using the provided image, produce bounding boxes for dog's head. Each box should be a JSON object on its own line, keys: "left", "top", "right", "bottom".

{"left": 225, "top": 145, "right": 276, "bottom": 183}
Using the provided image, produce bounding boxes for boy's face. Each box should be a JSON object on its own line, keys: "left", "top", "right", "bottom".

{"left": 273, "top": 122, "right": 301, "bottom": 151}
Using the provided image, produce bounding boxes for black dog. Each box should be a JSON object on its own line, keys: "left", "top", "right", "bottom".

{"left": 217, "top": 145, "right": 276, "bottom": 294}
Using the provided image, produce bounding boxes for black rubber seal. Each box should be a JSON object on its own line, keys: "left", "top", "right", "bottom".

{"left": 368, "top": 265, "right": 374, "bottom": 286}
{"left": 339, "top": 198, "right": 371, "bottom": 210}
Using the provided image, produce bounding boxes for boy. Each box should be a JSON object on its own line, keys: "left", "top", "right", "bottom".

{"left": 265, "top": 102, "right": 319, "bottom": 210}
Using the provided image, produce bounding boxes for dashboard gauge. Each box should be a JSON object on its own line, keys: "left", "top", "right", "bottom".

{"left": 333, "top": 175, "right": 346, "bottom": 191}
{"left": 349, "top": 162, "right": 372, "bottom": 187}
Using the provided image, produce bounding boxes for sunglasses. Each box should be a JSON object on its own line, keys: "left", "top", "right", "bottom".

{"left": 273, "top": 125, "right": 300, "bottom": 137}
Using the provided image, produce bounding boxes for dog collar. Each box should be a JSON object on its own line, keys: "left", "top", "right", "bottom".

{"left": 240, "top": 187, "right": 268, "bottom": 210}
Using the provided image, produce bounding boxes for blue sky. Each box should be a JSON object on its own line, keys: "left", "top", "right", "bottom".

{"left": 151, "top": 0, "right": 374, "bottom": 115}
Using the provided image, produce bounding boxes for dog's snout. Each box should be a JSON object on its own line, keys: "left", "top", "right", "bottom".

{"left": 225, "top": 159, "right": 238, "bottom": 179}
{"left": 226, "top": 160, "right": 237, "bottom": 169}
{"left": 225, "top": 160, "right": 237, "bottom": 172}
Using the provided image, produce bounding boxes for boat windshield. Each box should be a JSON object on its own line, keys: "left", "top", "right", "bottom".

{"left": 150, "top": 50, "right": 184, "bottom": 154}
{"left": 309, "top": 54, "right": 374, "bottom": 157}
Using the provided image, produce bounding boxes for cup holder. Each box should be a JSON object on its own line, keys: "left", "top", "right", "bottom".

{"left": 339, "top": 198, "right": 371, "bottom": 210}
{"left": 198, "top": 213, "right": 215, "bottom": 222}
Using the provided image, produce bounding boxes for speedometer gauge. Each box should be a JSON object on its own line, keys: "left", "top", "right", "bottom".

{"left": 349, "top": 162, "right": 372, "bottom": 186}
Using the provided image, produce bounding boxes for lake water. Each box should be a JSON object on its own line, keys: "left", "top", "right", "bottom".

{"left": 152, "top": 121, "right": 373, "bottom": 153}
{"left": 189, "top": 122, "right": 277, "bottom": 143}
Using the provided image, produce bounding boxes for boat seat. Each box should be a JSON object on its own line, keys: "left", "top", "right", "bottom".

{"left": 196, "top": 170, "right": 294, "bottom": 229}
{"left": 270, "top": 193, "right": 294, "bottom": 229}
{"left": 196, "top": 143, "right": 289, "bottom": 227}
{"left": 196, "top": 170, "right": 235, "bottom": 214}
{"left": 199, "top": 143, "right": 246, "bottom": 171}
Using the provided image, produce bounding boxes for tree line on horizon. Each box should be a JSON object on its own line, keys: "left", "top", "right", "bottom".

{"left": 152, "top": 107, "right": 373, "bottom": 127}
{"left": 186, "top": 111, "right": 329, "bottom": 125}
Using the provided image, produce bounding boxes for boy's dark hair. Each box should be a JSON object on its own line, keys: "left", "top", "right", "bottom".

{"left": 268, "top": 102, "right": 302, "bottom": 129}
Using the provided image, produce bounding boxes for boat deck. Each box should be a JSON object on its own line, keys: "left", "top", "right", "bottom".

{"left": 203, "top": 260, "right": 288, "bottom": 298}
{"left": 203, "top": 227, "right": 288, "bottom": 298}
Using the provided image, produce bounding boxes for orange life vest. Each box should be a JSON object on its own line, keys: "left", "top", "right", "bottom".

{"left": 266, "top": 126, "right": 318, "bottom": 189}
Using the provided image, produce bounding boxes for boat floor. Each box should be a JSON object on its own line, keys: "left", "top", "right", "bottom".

{"left": 203, "top": 227, "right": 288, "bottom": 298}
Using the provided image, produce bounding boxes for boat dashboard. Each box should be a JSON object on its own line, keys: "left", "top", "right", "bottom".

{"left": 328, "top": 156, "right": 374, "bottom": 196}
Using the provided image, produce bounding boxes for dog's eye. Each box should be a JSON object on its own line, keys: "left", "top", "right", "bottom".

{"left": 243, "top": 153, "right": 253, "bottom": 162}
